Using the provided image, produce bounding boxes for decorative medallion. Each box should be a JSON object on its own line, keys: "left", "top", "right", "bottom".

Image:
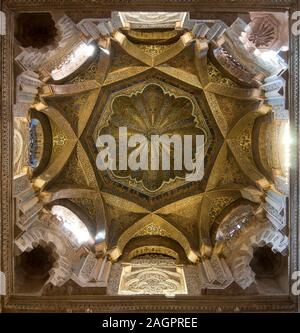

{"left": 95, "top": 82, "right": 209, "bottom": 194}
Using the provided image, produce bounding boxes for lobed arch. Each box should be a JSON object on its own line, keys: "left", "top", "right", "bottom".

{"left": 109, "top": 213, "right": 198, "bottom": 263}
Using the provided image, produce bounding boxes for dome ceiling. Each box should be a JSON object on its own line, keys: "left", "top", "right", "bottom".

{"left": 92, "top": 79, "right": 213, "bottom": 195}
{"left": 36, "top": 26, "right": 271, "bottom": 259}
{"left": 6, "top": 7, "right": 293, "bottom": 312}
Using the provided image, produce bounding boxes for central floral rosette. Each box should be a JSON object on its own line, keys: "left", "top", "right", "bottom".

{"left": 98, "top": 83, "right": 207, "bottom": 193}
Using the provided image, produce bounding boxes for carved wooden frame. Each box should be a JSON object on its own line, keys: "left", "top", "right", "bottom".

{"left": 0, "top": 0, "right": 299, "bottom": 312}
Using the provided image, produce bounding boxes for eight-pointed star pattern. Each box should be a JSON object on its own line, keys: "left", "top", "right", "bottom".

{"left": 36, "top": 31, "right": 270, "bottom": 261}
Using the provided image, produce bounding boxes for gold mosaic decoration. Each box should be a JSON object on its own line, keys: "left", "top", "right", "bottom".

{"left": 33, "top": 27, "right": 267, "bottom": 261}
{"left": 97, "top": 82, "right": 209, "bottom": 193}
{"left": 134, "top": 223, "right": 169, "bottom": 238}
